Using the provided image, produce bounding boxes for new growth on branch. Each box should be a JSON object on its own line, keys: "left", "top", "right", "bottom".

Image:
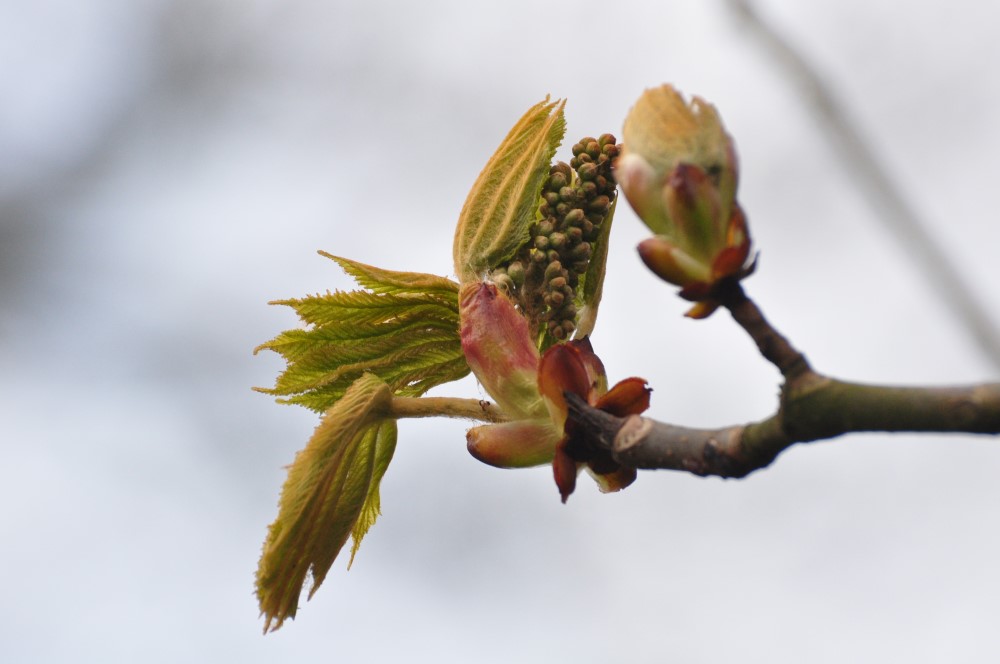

{"left": 252, "top": 85, "right": 1000, "bottom": 633}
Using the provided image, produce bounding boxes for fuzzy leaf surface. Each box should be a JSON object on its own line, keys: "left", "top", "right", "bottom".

{"left": 256, "top": 374, "right": 393, "bottom": 632}
{"left": 321, "top": 252, "right": 459, "bottom": 296}
{"left": 575, "top": 196, "right": 618, "bottom": 339}
{"left": 256, "top": 258, "right": 469, "bottom": 413}
{"left": 348, "top": 420, "right": 397, "bottom": 568}
{"left": 453, "top": 97, "right": 566, "bottom": 282}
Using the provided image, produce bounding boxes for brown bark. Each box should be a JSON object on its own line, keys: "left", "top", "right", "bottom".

{"left": 565, "top": 283, "right": 1000, "bottom": 478}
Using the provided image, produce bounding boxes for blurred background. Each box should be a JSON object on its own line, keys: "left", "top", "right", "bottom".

{"left": 2, "top": 1, "right": 999, "bottom": 661}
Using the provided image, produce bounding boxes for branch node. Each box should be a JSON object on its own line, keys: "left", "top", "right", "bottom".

{"left": 614, "top": 416, "right": 652, "bottom": 453}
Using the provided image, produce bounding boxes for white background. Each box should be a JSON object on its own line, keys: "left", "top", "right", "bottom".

{"left": 2, "top": 1, "right": 998, "bottom": 661}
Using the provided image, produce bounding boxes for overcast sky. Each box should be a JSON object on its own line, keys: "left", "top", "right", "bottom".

{"left": 2, "top": 1, "right": 999, "bottom": 662}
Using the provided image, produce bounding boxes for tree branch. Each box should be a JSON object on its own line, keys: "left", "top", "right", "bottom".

{"left": 724, "top": 0, "right": 1000, "bottom": 371}
{"left": 717, "top": 281, "right": 811, "bottom": 380}
{"left": 567, "top": 284, "right": 1000, "bottom": 477}
{"left": 566, "top": 381, "right": 1000, "bottom": 478}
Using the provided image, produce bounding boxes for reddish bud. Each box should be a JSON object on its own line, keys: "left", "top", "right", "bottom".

{"left": 467, "top": 420, "right": 561, "bottom": 468}
{"left": 459, "top": 281, "right": 544, "bottom": 419}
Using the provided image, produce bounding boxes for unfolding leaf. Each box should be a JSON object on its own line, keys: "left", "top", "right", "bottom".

{"left": 271, "top": 290, "right": 457, "bottom": 329}
{"left": 265, "top": 331, "right": 462, "bottom": 395}
{"left": 453, "top": 97, "right": 566, "bottom": 282}
{"left": 575, "top": 196, "right": 618, "bottom": 339}
{"left": 281, "top": 354, "right": 470, "bottom": 413}
{"left": 620, "top": 85, "right": 733, "bottom": 201}
{"left": 459, "top": 281, "right": 544, "bottom": 419}
{"left": 256, "top": 374, "right": 392, "bottom": 633}
{"left": 348, "top": 420, "right": 397, "bottom": 568}
{"left": 321, "top": 252, "right": 459, "bottom": 296}
{"left": 255, "top": 258, "right": 469, "bottom": 413}
{"left": 261, "top": 337, "right": 466, "bottom": 411}
{"left": 256, "top": 314, "right": 457, "bottom": 362}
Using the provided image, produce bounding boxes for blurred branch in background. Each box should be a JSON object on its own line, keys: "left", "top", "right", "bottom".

{"left": 725, "top": 0, "right": 1000, "bottom": 372}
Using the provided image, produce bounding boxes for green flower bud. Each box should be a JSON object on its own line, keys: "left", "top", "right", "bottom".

{"left": 493, "top": 273, "right": 515, "bottom": 294}
{"left": 570, "top": 242, "right": 592, "bottom": 261}
{"left": 588, "top": 195, "right": 611, "bottom": 213}
{"left": 548, "top": 171, "right": 568, "bottom": 190}
{"left": 507, "top": 261, "right": 526, "bottom": 287}
{"left": 564, "top": 208, "right": 585, "bottom": 227}
{"left": 551, "top": 162, "right": 572, "bottom": 179}
{"left": 578, "top": 162, "right": 598, "bottom": 181}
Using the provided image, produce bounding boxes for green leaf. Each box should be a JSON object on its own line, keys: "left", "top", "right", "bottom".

{"left": 321, "top": 252, "right": 459, "bottom": 296}
{"left": 453, "top": 97, "right": 566, "bottom": 283}
{"left": 255, "top": 258, "right": 470, "bottom": 413}
{"left": 258, "top": 319, "right": 457, "bottom": 363}
{"left": 280, "top": 354, "right": 471, "bottom": 412}
{"left": 348, "top": 420, "right": 397, "bottom": 568}
{"left": 266, "top": 334, "right": 465, "bottom": 396}
{"left": 270, "top": 290, "right": 457, "bottom": 329}
{"left": 575, "top": 196, "right": 618, "bottom": 339}
{"left": 256, "top": 374, "right": 393, "bottom": 633}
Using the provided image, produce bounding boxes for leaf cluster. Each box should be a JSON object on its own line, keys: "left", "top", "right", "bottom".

{"left": 254, "top": 254, "right": 471, "bottom": 631}
{"left": 254, "top": 254, "right": 469, "bottom": 412}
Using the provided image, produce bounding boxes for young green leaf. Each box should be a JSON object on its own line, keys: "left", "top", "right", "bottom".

{"left": 453, "top": 97, "right": 567, "bottom": 283}
{"left": 255, "top": 258, "right": 469, "bottom": 413}
{"left": 348, "top": 420, "right": 397, "bottom": 568}
{"left": 321, "top": 252, "right": 460, "bottom": 296}
{"left": 278, "top": 354, "right": 470, "bottom": 413}
{"left": 256, "top": 373, "right": 393, "bottom": 633}
{"left": 575, "top": 196, "right": 618, "bottom": 339}
{"left": 270, "top": 290, "right": 458, "bottom": 329}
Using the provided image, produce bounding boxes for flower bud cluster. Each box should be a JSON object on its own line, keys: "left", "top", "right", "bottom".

{"left": 492, "top": 134, "right": 619, "bottom": 342}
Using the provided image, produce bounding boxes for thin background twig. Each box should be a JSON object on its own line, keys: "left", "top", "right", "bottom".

{"left": 725, "top": 0, "right": 1000, "bottom": 372}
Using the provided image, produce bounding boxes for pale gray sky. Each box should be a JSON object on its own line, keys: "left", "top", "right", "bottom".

{"left": 2, "top": 1, "right": 998, "bottom": 662}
